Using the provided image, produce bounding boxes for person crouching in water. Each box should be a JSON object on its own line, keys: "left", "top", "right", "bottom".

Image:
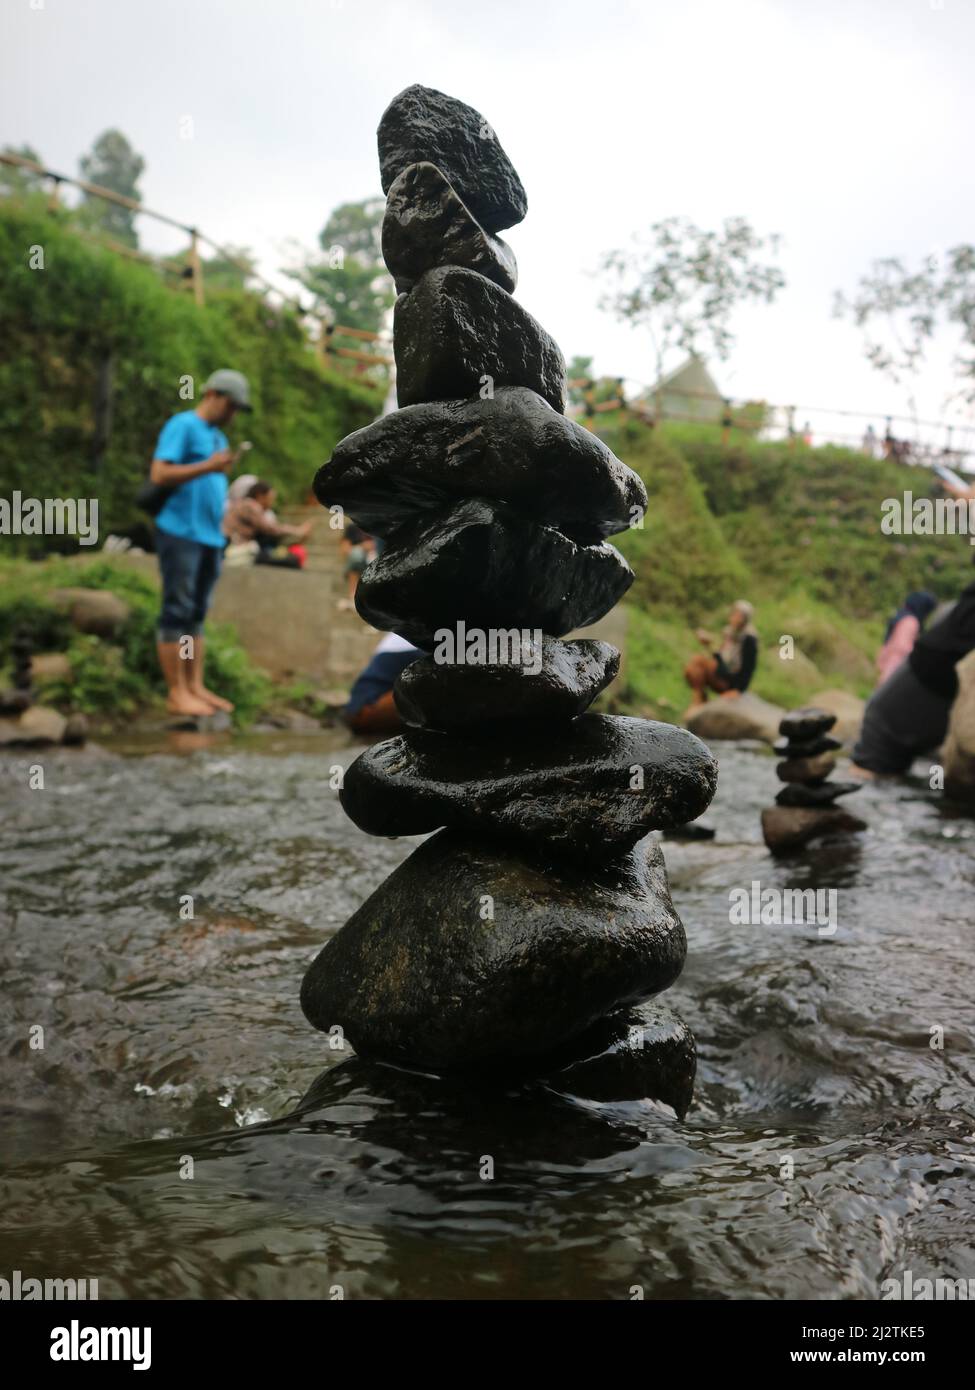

{"left": 344, "top": 633, "right": 422, "bottom": 734}
{"left": 852, "top": 578, "right": 975, "bottom": 777}
{"left": 684, "top": 600, "right": 759, "bottom": 709}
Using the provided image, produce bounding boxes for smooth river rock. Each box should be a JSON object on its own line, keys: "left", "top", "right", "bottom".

{"left": 314, "top": 386, "right": 646, "bottom": 541}
{"left": 394, "top": 635, "right": 620, "bottom": 731}
{"left": 394, "top": 266, "right": 566, "bottom": 413}
{"left": 354, "top": 497, "right": 633, "bottom": 649}
{"left": 762, "top": 804, "right": 867, "bottom": 853}
{"left": 773, "top": 734, "right": 842, "bottom": 758}
{"left": 339, "top": 713, "right": 719, "bottom": 859}
{"left": 539, "top": 1000, "right": 696, "bottom": 1113}
{"left": 685, "top": 691, "right": 785, "bottom": 745}
{"left": 382, "top": 161, "right": 517, "bottom": 294}
{"left": 378, "top": 84, "right": 527, "bottom": 234}
{"left": 300, "top": 829, "right": 687, "bottom": 1071}
{"left": 776, "top": 750, "right": 838, "bottom": 784}
{"left": 775, "top": 780, "right": 862, "bottom": 808}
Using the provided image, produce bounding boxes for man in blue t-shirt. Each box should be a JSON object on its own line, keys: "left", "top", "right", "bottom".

{"left": 150, "top": 368, "right": 252, "bottom": 716}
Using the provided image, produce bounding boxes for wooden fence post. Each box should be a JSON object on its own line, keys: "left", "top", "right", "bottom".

{"left": 188, "top": 230, "right": 204, "bottom": 306}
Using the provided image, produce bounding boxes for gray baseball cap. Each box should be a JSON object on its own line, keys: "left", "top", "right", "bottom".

{"left": 203, "top": 368, "right": 253, "bottom": 410}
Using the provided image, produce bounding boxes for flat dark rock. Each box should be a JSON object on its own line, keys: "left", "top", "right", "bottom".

{"left": 339, "top": 713, "right": 718, "bottom": 859}
{"left": 778, "top": 707, "right": 837, "bottom": 742}
{"left": 762, "top": 803, "right": 867, "bottom": 854}
{"left": 378, "top": 84, "right": 527, "bottom": 234}
{"left": 354, "top": 496, "right": 633, "bottom": 649}
{"left": 776, "top": 750, "right": 838, "bottom": 784}
{"left": 775, "top": 780, "right": 862, "bottom": 807}
{"left": 539, "top": 1001, "right": 696, "bottom": 1113}
{"left": 773, "top": 734, "right": 842, "bottom": 757}
{"left": 394, "top": 635, "right": 619, "bottom": 731}
{"left": 395, "top": 266, "right": 566, "bottom": 413}
{"left": 382, "top": 161, "right": 517, "bottom": 295}
{"left": 300, "top": 828, "right": 687, "bottom": 1071}
{"left": 314, "top": 386, "right": 646, "bottom": 541}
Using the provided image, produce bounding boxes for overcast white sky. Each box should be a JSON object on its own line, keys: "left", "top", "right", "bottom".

{"left": 4, "top": 0, "right": 975, "bottom": 445}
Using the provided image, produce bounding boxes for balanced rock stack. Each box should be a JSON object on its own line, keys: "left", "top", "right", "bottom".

{"left": 300, "top": 86, "right": 717, "bottom": 1102}
{"left": 761, "top": 706, "right": 866, "bottom": 853}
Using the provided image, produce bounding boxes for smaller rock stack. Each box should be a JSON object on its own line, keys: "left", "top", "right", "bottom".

{"left": 761, "top": 706, "right": 866, "bottom": 853}
{"left": 0, "top": 632, "right": 33, "bottom": 715}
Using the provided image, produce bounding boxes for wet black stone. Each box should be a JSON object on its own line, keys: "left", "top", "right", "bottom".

{"left": 394, "top": 635, "right": 619, "bottom": 732}
{"left": 539, "top": 1001, "right": 696, "bottom": 1113}
{"left": 778, "top": 707, "right": 837, "bottom": 742}
{"left": 775, "top": 750, "right": 838, "bottom": 784}
{"left": 314, "top": 386, "right": 646, "bottom": 541}
{"left": 339, "top": 713, "right": 719, "bottom": 859}
{"left": 382, "top": 161, "right": 517, "bottom": 295}
{"left": 395, "top": 266, "right": 566, "bottom": 413}
{"left": 762, "top": 804, "right": 867, "bottom": 853}
{"left": 773, "top": 734, "right": 842, "bottom": 757}
{"left": 354, "top": 497, "right": 633, "bottom": 649}
{"left": 378, "top": 84, "right": 527, "bottom": 234}
{"left": 775, "top": 780, "right": 862, "bottom": 807}
{"left": 300, "top": 828, "right": 687, "bottom": 1072}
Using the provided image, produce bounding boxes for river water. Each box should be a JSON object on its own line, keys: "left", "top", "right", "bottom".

{"left": 1, "top": 730, "right": 973, "bottom": 1299}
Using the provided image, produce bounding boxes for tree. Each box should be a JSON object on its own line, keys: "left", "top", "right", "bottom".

{"left": 200, "top": 244, "right": 258, "bottom": 293}
{"left": 834, "top": 247, "right": 975, "bottom": 406}
{"left": 598, "top": 216, "right": 785, "bottom": 390}
{"left": 288, "top": 196, "right": 394, "bottom": 338}
{"left": 78, "top": 129, "right": 145, "bottom": 247}
{"left": 0, "top": 143, "right": 46, "bottom": 199}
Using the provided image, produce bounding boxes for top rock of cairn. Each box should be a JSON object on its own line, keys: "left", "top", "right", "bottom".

{"left": 378, "top": 84, "right": 528, "bottom": 234}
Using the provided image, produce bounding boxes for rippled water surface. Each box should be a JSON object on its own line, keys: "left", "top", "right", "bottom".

{"left": 2, "top": 729, "right": 974, "bottom": 1299}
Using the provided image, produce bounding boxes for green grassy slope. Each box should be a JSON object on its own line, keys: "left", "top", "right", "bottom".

{"left": 596, "top": 416, "right": 973, "bottom": 718}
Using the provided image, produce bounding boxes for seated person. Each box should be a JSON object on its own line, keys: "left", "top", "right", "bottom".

{"left": 875, "top": 590, "right": 937, "bottom": 687}
{"left": 345, "top": 632, "right": 422, "bottom": 734}
{"left": 338, "top": 522, "right": 376, "bottom": 610}
{"left": 853, "top": 579, "right": 975, "bottom": 776}
{"left": 224, "top": 480, "right": 312, "bottom": 567}
{"left": 684, "top": 600, "right": 759, "bottom": 707}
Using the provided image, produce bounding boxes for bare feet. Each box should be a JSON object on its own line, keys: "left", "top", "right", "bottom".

{"left": 167, "top": 690, "right": 215, "bottom": 717}
{"left": 194, "top": 687, "right": 235, "bottom": 713}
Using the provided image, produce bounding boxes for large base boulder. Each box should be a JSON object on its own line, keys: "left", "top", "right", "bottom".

{"left": 300, "top": 829, "right": 687, "bottom": 1073}
{"left": 762, "top": 804, "right": 867, "bottom": 854}
{"left": 685, "top": 692, "right": 785, "bottom": 744}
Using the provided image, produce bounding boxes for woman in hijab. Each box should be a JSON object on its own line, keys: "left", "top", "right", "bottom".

{"left": 875, "top": 590, "right": 938, "bottom": 687}
{"left": 684, "top": 600, "right": 760, "bottom": 707}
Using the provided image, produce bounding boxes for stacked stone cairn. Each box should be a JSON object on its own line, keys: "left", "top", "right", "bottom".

{"left": 300, "top": 86, "right": 718, "bottom": 1105}
{"left": 761, "top": 706, "right": 866, "bottom": 854}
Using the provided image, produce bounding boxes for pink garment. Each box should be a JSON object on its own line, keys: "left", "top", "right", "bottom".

{"left": 876, "top": 614, "right": 920, "bottom": 686}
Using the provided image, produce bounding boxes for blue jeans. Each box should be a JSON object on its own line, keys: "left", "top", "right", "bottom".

{"left": 156, "top": 528, "right": 223, "bottom": 642}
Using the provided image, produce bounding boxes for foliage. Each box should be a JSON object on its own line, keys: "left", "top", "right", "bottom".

{"left": 77, "top": 129, "right": 145, "bottom": 248}
{"left": 0, "top": 556, "right": 272, "bottom": 725}
{"left": 288, "top": 196, "right": 394, "bottom": 342}
{"left": 835, "top": 246, "right": 975, "bottom": 405}
{"left": 598, "top": 216, "right": 785, "bottom": 382}
{"left": 0, "top": 143, "right": 46, "bottom": 197}
{"left": 0, "top": 202, "right": 383, "bottom": 551}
